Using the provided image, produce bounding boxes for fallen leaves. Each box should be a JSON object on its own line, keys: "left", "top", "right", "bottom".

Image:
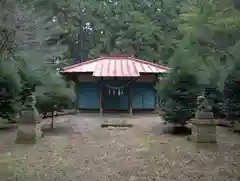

{"left": 0, "top": 116, "right": 239, "bottom": 181}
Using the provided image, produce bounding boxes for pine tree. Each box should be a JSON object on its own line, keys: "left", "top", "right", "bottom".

{"left": 158, "top": 37, "right": 202, "bottom": 125}
{"left": 160, "top": 68, "right": 200, "bottom": 125}
{"left": 223, "top": 62, "right": 240, "bottom": 120}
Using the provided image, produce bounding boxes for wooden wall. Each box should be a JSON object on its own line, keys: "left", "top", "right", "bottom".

{"left": 76, "top": 73, "right": 157, "bottom": 110}
{"left": 77, "top": 83, "right": 100, "bottom": 109}
{"left": 136, "top": 74, "right": 156, "bottom": 83}
{"left": 132, "top": 83, "right": 156, "bottom": 109}
{"left": 77, "top": 82, "right": 156, "bottom": 110}
{"left": 77, "top": 73, "right": 99, "bottom": 82}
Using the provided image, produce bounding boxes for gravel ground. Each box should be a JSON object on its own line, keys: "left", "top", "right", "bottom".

{"left": 0, "top": 114, "right": 239, "bottom": 181}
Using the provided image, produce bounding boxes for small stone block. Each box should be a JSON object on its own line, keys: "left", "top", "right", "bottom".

{"left": 105, "top": 119, "right": 126, "bottom": 125}
{"left": 233, "top": 121, "right": 240, "bottom": 132}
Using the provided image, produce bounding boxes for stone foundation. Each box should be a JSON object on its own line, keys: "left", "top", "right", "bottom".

{"left": 100, "top": 108, "right": 103, "bottom": 116}
{"left": 190, "top": 119, "right": 217, "bottom": 143}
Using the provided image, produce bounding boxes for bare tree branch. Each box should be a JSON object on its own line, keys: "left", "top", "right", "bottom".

{"left": 0, "top": 28, "right": 16, "bottom": 53}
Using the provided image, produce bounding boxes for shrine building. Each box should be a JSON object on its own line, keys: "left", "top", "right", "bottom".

{"left": 62, "top": 56, "right": 170, "bottom": 115}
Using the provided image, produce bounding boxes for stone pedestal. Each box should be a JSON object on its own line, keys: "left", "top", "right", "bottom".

{"left": 195, "top": 111, "right": 214, "bottom": 119}
{"left": 189, "top": 96, "right": 217, "bottom": 143}
{"left": 191, "top": 119, "right": 217, "bottom": 143}
{"left": 15, "top": 94, "right": 43, "bottom": 144}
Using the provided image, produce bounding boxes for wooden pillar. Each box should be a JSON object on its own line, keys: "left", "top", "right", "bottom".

{"left": 129, "top": 83, "right": 133, "bottom": 116}
{"left": 75, "top": 81, "right": 79, "bottom": 113}
{"left": 155, "top": 74, "right": 158, "bottom": 110}
{"left": 100, "top": 80, "right": 103, "bottom": 116}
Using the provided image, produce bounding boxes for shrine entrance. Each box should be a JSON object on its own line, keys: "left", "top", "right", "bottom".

{"left": 100, "top": 79, "right": 133, "bottom": 113}
{"left": 103, "top": 85, "right": 129, "bottom": 110}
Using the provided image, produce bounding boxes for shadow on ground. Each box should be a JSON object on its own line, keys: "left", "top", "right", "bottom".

{"left": 152, "top": 122, "right": 191, "bottom": 136}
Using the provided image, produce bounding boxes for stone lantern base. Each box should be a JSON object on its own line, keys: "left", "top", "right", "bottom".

{"left": 15, "top": 124, "right": 36, "bottom": 144}
{"left": 190, "top": 119, "right": 217, "bottom": 143}
{"left": 15, "top": 123, "right": 43, "bottom": 144}
{"left": 15, "top": 105, "right": 43, "bottom": 144}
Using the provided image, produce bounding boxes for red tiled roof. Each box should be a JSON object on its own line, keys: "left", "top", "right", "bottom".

{"left": 63, "top": 56, "right": 170, "bottom": 77}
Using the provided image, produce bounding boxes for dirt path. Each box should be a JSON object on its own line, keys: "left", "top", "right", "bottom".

{"left": 0, "top": 114, "right": 239, "bottom": 181}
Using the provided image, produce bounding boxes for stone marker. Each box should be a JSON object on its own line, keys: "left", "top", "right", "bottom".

{"left": 189, "top": 96, "right": 217, "bottom": 143}
{"left": 101, "top": 119, "right": 133, "bottom": 128}
{"left": 15, "top": 94, "right": 43, "bottom": 144}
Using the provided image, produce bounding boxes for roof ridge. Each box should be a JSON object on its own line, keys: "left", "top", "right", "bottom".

{"left": 100, "top": 56, "right": 132, "bottom": 58}
{"left": 62, "top": 57, "right": 104, "bottom": 71}
{"left": 128, "top": 57, "right": 171, "bottom": 70}
{"left": 63, "top": 56, "right": 171, "bottom": 73}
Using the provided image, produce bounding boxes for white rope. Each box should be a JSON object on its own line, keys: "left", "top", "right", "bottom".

{"left": 99, "top": 79, "right": 134, "bottom": 90}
